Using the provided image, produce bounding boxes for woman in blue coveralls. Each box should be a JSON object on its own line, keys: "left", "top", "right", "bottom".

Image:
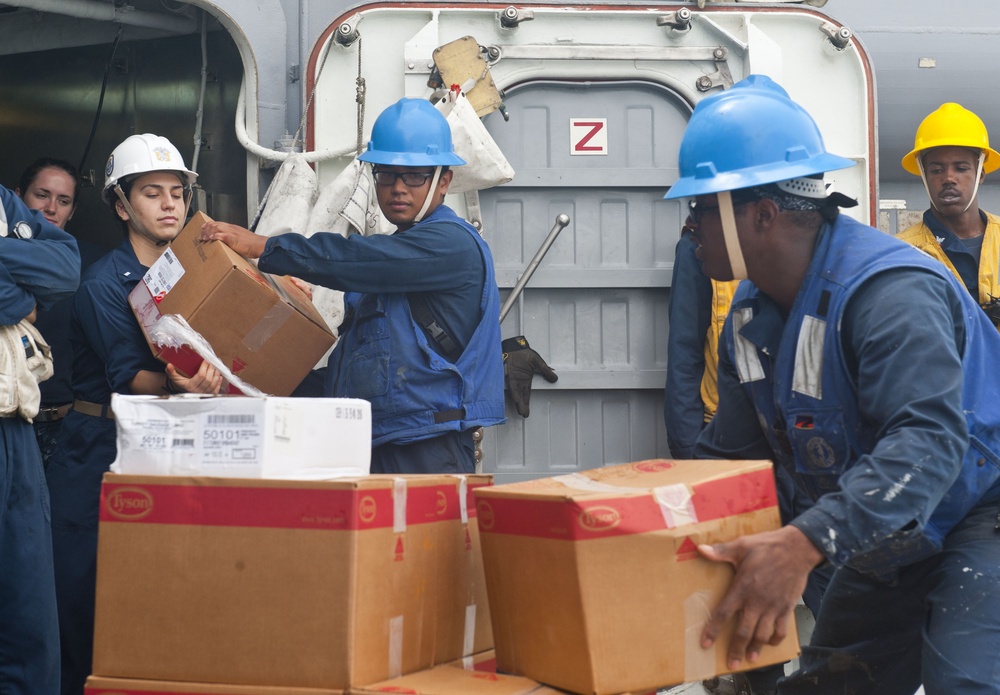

{"left": 200, "top": 98, "right": 506, "bottom": 475}
{"left": 0, "top": 185, "right": 79, "bottom": 695}
{"left": 17, "top": 158, "right": 108, "bottom": 473}
{"left": 46, "top": 134, "right": 223, "bottom": 695}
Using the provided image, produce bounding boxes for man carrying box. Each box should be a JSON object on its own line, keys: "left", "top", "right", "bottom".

{"left": 201, "top": 98, "right": 505, "bottom": 475}
{"left": 663, "top": 75, "right": 1000, "bottom": 694}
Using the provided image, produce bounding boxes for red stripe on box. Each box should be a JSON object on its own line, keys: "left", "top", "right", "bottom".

{"left": 476, "top": 468, "right": 776, "bottom": 540}
{"left": 86, "top": 690, "right": 221, "bottom": 695}
{"left": 466, "top": 482, "right": 491, "bottom": 519}
{"left": 99, "top": 481, "right": 467, "bottom": 530}
{"left": 691, "top": 467, "right": 777, "bottom": 521}
{"left": 469, "top": 655, "right": 498, "bottom": 672}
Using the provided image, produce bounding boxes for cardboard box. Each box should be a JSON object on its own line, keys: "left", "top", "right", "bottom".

{"left": 85, "top": 675, "right": 342, "bottom": 695}
{"left": 352, "top": 651, "right": 563, "bottom": 695}
{"left": 110, "top": 394, "right": 371, "bottom": 479}
{"left": 473, "top": 459, "right": 799, "bottom": 695}
{"left": 353, "top": 651, "right": 655, "bottom": 695}
{"left": 435, "top": 500, "right": 494, "bottom": 665}
{"left": 93, "top": 473, "right": 493, "bottom": 690}
{"left": 129, "top": 211, "right": 335, "bottom": 397}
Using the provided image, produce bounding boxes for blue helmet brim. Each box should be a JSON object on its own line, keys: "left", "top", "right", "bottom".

{"left": 357, "top": 149, "right": 466, "bottom": 167}
{"left": 664, "top": 153, "right": 856, "bottom": 200}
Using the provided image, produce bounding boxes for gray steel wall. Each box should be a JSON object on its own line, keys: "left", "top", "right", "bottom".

{"left": 0, "top": 30, "right": 246, "bottom": 251}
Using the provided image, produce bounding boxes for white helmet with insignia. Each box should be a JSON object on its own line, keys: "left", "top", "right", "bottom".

{"left": 102, "top": 133, "right": 197, "bottom": 205}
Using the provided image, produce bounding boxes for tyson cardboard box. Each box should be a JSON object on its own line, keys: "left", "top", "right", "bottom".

{"left": 92, "top": 473, "right": 493, "bottom": 690}
{"left": 473, "top": 459, "right": 798, "bottom": 695}
{"left": 128, "top": 211, "right": 335, "bottom": 397}
{"left": 110, "top": 394, "right": 371, "bottom": 479}
{"left": 84, "top": 676, "right": 342, "bottom": 695}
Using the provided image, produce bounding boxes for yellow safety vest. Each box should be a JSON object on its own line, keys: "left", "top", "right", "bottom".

{"left": 896, "top": 212, "right": 1000, "bottom": 330}
{"left": 700, "top": 278, "right": 739, "bottom": 421}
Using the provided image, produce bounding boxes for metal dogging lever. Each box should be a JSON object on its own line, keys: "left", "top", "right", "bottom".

{"left": 499, "top": 213, "right": 571, "bottom": 323}
{"left": 474, "top": 213, "right": 571, "bottom": 468}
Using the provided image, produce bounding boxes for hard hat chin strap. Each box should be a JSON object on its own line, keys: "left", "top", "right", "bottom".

{"left": 917, "top": 151, "right": 984, "bottom": 214}
{"left": 718, "top": 190, "right": 748, "bottom": 281}
{"left": 413, "top": 167, "right": 442, "bottom": 224}
{"left": 114, "top": 185, "right": 157, "bottom": 243}
{"left": 114, "top": 184, "right": 191, "bottom": 247}
{"left": 966, "top": 151, "right": 985, "bottom": 213}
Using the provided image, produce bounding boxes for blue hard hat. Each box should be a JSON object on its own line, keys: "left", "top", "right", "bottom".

{"left": 358, "top": 98, "right": 466, "bottom": 167}
{"left": 664, "top": 75, "right": 855, "bottom": 199}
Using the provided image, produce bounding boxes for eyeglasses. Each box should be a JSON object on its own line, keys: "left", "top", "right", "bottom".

{"left": 688, "top": 200, "right": 715, "bottom": 225}
{"left": 372, "top": 169, "right": 435, "bottom": 187}
{"left": 687, "top": 198, "right": 751, "bottom": 225}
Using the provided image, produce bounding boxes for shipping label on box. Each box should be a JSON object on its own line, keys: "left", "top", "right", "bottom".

{"left": 111, "top": 394, "right": 371, "bottom": 479}
{"left": 128, "top": 211, "right": 335, "bottom": 397}
{"left": 473, "top": 459, "right": 798, "bottom": 695}
{"left": 93, "top": 473, "right": 493, "bottom": 690}
{"left": 143, "top": 247, "right": 186, "bottom": 299}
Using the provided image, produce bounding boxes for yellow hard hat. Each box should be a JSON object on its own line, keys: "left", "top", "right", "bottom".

{"left": 902, "top": 102, "right": 1000, "bottom": 175}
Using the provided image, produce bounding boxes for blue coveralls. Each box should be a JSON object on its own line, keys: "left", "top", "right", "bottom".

{"left": 46, "top": 240, "right": 164, "bottom": 695}
{"left": 697, "top": 214, "right": 1000, "bottom": 694}
{"left": 32, "top": 240, "right": 106, "bottom": 472}
{"left": 259, "top": 204, "right": 506, "bottom": 474}
{"left": 668, "top": 230, "right": 828, "bottom": 693}
{"left": 664, "top": 230, "right": 714, "bottom": 459}
{"left": 921, "top": 209, "right": 995, "bottom": 296}
{"left": 0, "top": 186, "right": 80, "bottom": 695}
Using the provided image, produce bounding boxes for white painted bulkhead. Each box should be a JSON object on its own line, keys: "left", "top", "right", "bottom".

{"left": 294, "top": 3, "right": 875, "bottom": 480}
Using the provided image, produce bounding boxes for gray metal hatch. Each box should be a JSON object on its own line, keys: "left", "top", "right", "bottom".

{"left": 478, "top": 80, "right": 692, "bottom": 482}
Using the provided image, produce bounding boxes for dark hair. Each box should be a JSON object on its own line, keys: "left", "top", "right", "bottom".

{"left": 114, "top": 177, "right": 135, "bottom": 235}
{"left": 19, "top": 157, "right": 81, "bottom": 203}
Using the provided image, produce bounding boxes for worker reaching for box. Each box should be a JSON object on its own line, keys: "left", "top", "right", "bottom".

{"left": 202, "top": 97, "right": 506, "bottom": 474}
{"left": 664, "top": 74, "right": 1000, "bottom": 694}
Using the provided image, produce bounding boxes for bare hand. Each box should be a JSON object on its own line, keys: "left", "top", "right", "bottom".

{"left": 698, "top": 525, "right": 824, "bottom": 671}
{"left": 165, "top": 361, "right": 224, "bottom": 395}
{"left": 200, "top": 220, "right": 268, "bottom": 259}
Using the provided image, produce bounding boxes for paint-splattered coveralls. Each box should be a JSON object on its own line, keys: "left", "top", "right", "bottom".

{"left": 697, "top": 214, "right": 1000, "bottom": 694}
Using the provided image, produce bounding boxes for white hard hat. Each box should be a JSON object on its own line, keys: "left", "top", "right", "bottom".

{"left": 103, "top": 133, "right": 197, "bottom": 204}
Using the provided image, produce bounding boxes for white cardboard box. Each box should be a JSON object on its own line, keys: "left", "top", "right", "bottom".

{"left": 111, "top": 394, "right": 371, "bottom": 479}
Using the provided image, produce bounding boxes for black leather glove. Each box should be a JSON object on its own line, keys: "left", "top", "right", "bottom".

{"left": 502, "top": 336, "right": 558, "bottom": 418}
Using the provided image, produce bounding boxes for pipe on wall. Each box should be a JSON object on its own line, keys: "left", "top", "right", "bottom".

{"left": 2, "top": 0, "right": 198, "bottom": 34}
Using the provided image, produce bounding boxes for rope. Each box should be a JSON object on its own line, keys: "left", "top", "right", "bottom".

{"left": 356, "top": 36, "right": 366, "bottom": 156}
{"left": 292, "top": 30, "right": 335, "bottom": 147}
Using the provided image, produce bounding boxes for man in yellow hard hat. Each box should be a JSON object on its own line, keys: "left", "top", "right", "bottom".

{"left": 898, "top": 102, "right": 1000, "bottom": 326}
